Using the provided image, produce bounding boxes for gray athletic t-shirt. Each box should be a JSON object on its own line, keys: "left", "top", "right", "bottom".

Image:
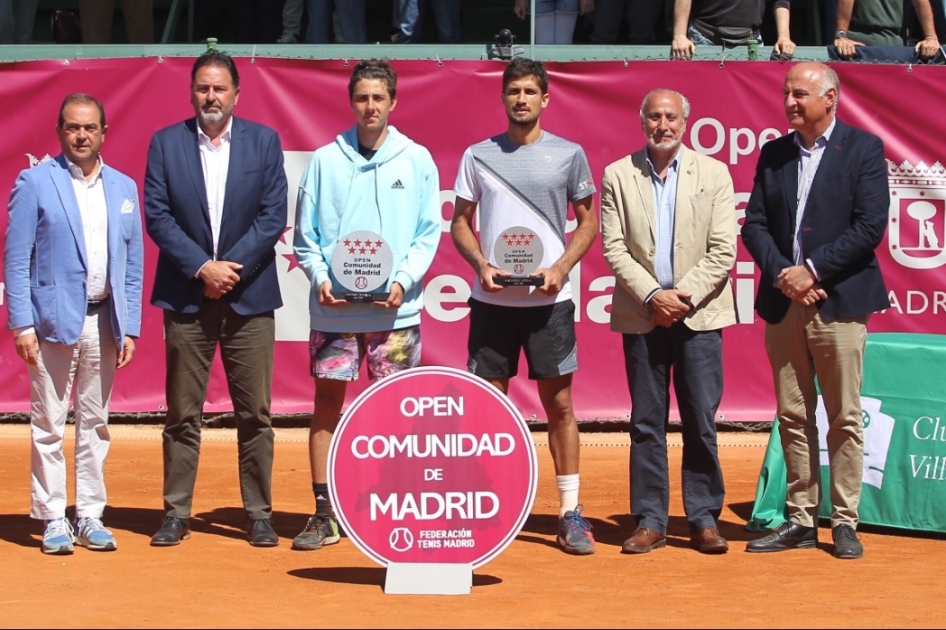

{"left": 454, "top": 131, "right": 595, "bottom": 307}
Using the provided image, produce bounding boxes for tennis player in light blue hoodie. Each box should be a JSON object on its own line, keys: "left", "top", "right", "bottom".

{"left": 291, "top": 58, "right": 441, "bottom": 551}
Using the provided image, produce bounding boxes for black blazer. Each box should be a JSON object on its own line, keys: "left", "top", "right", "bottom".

{"left": 144, "top": 116, "right": 288, "bottom": 316}
{"left": 741, "top": 118, "right": 890, "bottom": 324}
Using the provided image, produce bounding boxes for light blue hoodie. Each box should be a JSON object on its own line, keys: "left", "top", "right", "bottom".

{"left": 293, "top": 125, "right": 441, "bottom": 333}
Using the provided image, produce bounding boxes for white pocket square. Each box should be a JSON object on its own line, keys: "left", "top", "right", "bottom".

{"left": 120, "top": 199, "right": 135, "bottom": 214}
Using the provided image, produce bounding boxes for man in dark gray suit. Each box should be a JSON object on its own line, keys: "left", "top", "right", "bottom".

{"left": 144, "top": 51, "right": 288, "bottom": 548}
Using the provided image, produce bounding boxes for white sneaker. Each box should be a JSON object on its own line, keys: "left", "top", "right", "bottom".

{"left": 276, "top": 32, "right": 298, "bottom": 43}
{"left": 42, "top": 518, "right": 75, "bottom": 555}
{"left": 76, "top": 517, "right": 117, "bottom": 551}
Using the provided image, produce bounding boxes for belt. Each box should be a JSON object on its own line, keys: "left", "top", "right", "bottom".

{"left": 87, "top": 295, "right": 111, "bottom": 313}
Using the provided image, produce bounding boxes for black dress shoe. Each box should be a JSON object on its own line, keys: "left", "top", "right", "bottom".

{"left": 746, "top": 521, "right": 817, "bottom": 553}
{"left": 248, "top": 519, "right": 279, "bottom": 547}
{"left": 151, "top": 516, "right": 190, "bottom": 546}
{"left": 832, "top": 524, "right": 863, "bottom": 559}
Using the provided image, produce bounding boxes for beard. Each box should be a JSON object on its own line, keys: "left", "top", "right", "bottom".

{"left": 506, "top": 109, "right": 540, "bottom": 127}
{"left": 647, "top": 135, "right": 681, "bottom": 153}
{"left": 198, "top": 105, "right": 229, "bottom": 126}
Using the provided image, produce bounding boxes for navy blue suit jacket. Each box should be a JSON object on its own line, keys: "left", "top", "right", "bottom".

{"left": 741, "top": 118, "right": 890, "bottom": 324}
{"left": 144, "top": 116, "right": 288, "bottom": 315}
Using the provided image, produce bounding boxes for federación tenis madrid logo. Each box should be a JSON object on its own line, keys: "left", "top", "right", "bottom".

{"left": 887, "top": 159, "right": 946, "bottom": 269}
{"left": 815, "top": 396, "right": 895, "bottom": 489}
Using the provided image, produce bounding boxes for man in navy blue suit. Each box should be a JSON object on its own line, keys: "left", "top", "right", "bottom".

{"left": 144, "top": 51, "right": 288, "bottom": 548}
{"left": 742, "top": 62, "right": 889, "bottom": 560}
{"left": 5, "top": 93, "right": 143, "bottom": 555}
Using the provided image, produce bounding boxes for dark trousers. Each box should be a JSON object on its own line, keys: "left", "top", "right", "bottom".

{"left": 623, "top": 325, "right": 725, "bottom": 534}
{"left": 79, "top": 0, "right": 154, "bottom": 43}
{"left": 162, "top": 301, "right": 275, "bottom": 521}
{"left": 591, "top": 0, "right": 666, "bottom": 44}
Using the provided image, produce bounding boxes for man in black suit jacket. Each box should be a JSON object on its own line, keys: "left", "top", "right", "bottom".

{"left": 741, "top": 62, "right": 889, "bottom": 560}
{"left": 144, "top": 51, "right": 288, "bottom": 548}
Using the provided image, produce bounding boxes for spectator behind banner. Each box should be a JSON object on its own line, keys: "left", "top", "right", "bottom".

{"left": 306, "top": 0, "right": 365, "bottom": 43}
{"left": 671, "top": 0, "right": 796, "bottom": 60}
{"left": 514, "top": 0, "right": 594, "bottom": 44}
{"left": 79, "top": 0, "right": 153, "bottom": 43}
{"left": 0, "top": 0, "right": 37, "bottom": 43}
{"left": 832, "top": 0, "right": 942, "bottom": 61}
{"left": 393, "top": 0, "right": 462, "bottom": 43}
{"left": 589, "top": 0, "right": 666, "bottom": 45}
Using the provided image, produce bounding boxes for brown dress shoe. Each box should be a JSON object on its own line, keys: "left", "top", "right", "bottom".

{"left": 621, "top": 528, "right": 666, "bottom": 554}
{"left": 690, "top": 526, "right": 729, "bottom": 554}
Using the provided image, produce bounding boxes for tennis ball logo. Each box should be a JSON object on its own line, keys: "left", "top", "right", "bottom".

{"left": 389, "top": 527, "right": 414, "bottom": 552}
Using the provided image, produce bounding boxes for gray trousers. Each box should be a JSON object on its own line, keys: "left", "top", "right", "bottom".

{"left": 623, "top": 325, "right": 726, "bottom": 534}
{"left": 162, "top": 301, "right": 275, "bottom": 521}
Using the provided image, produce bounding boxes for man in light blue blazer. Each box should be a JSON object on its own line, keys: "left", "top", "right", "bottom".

{"left": 4, "top": 93, "right": 144, "bottom": 555}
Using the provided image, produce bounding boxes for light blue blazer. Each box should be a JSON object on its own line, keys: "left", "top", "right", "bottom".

{"left": 4, "top": 154, "right": 144, "bottom": 348}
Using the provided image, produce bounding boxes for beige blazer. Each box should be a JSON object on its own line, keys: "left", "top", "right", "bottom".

{"left": 600, "top": 146, "right": 737, "bottom": 334}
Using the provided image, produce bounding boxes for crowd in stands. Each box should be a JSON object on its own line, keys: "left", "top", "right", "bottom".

{"left": 1, "top": 0, "right": 944, "bottom": 60}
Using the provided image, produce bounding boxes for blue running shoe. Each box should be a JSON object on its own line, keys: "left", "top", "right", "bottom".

{"left": 42, "top": 518, "right": 75, "bottom": 555}
{"left": 558, "top": 505, "right": 595, "bottom": 555}
{"left": 76, "top": 517, "right": 117, "bottom": 551}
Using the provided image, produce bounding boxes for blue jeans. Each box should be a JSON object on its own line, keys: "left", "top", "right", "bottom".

{"left": 305, "top": 0, "right": 366, "bottom": 43}
{"left": 393, "top": 0, "right": 461, "bottom": 43}
{"left": 535, "top": 0, "right": 580, "bottom": 12}
{"left": 687, "top": 24, "right": 762, "bottom": 49}
{"left": 0, "top": 0, "right": 38, "bottom": 44}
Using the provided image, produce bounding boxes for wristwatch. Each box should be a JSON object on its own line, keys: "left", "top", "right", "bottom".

{"left": 835, "top": 30, "right": 847, "bottom": 39}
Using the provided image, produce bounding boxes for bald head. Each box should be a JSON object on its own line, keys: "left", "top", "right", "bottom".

{"left": 784, "top": 62, "right": 839, "bottom": 146}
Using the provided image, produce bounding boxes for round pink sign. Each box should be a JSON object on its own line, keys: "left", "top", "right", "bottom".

{"left": 328, "top": 366, "right": 538, "bottom": 568}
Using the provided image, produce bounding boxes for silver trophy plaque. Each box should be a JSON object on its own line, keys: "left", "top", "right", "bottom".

{"left": 492, "top": 226, "right": 544, "bottom": 287}
{"left": 329, "top": 231, "right": 394, "bottom": 302}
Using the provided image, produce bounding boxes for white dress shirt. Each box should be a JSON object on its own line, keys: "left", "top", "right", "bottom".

{"left": 197, "top": 117, "right": 233, "bottom": 260}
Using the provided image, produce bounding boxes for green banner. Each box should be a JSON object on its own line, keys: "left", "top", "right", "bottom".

{"left": 749, "top": 333, "right": 946, "bottom": 534}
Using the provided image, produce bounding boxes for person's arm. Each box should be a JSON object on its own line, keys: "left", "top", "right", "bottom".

{"left": 773, "top": 6, "right": 796, "bottom": 58}
{"left": 675, "top": 160, "right": 736, "bottom": 308}
{"left": 536, "top": 195, "right": 596, "bottom": 296}
{"left": 671, "top": 0, "right": 696, "bottom": 59}
{"left": 451, "top": 197, "right": 503, "bottom": 292}
{"left": 834, "top": 0, "right": 865, "bottom": 59}
{"left": 4, "top": 170, "right": 39, "bottom": 335}
{"left": 293, "top": 154, "right": 342, "bottom": 306}
{"left": 599, "top": 165, "right": 662, "bottom": 302}
{"left": 740, "top": 144, "right": 795, "bottom": 287}
{"left": 143, "top": 132, "right": 217, "bottom": 279}
{"left": 392, "top": 156, "right": 442, "bottom": 295}
{"left": 514, "top": 0, "right": 526, "bottom": 19}
{"left": 216, "top": 128, "right": 289, "bottom": 283}
{"left": 123, "top": 182, "right": 144, "bottom": 339}
{"left": 911, "top": 0, "right": 941, "bottom": 59}
{"left": 805, "top": 133, "right": 889, "bottom": 282}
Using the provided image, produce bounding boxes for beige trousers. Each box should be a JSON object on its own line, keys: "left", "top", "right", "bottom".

{"left": 764, "top": 301, "right": 868, "bottom": 528}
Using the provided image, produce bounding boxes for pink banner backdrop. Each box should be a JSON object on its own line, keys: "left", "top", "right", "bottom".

{"left": 1, "top": 58, "right": 944, "bottom": 421}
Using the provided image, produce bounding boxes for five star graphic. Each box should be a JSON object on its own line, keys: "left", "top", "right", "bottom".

{"left": 502, "top": 231, "right": 536, "bottom": 247}
{"left": 278, "top": 226, "right": 301, "bottom": 272}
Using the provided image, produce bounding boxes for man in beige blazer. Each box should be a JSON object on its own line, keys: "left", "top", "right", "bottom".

{"left": 600, "top": 88, "right": 737, "bottom": 555}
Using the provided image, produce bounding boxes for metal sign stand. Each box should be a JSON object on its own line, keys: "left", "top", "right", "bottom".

{"left": 384, "top": 562, "right": 473, "bottom": 595}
